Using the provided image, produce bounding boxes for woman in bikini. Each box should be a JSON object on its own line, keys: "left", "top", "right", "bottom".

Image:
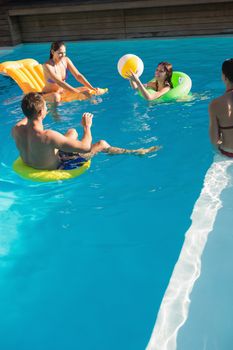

{"left": 42, "top": 41, "right": 102, "bottom": 103}
{"left": 127, "top": 61, "right": 173, "bottom": 101}
{"left": 209, "top": 58, "right": 233, "bottom": 157}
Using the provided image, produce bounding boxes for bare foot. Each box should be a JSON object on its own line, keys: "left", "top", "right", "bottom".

{"left": 95, "top": 88, "right": 108, "bottom": 95}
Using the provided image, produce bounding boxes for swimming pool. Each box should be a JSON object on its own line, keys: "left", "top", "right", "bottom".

{"left": 0, "top": 37, "right": 232, "bottom": 350}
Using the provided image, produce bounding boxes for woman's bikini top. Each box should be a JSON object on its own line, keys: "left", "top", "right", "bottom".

{"left": 47, "top": 59, "right": 68, "bottom": 84}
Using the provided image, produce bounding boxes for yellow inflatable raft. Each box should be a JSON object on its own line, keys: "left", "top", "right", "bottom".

{"left": 0, "top": 59, "right": 108, "bottom": 102}
{"left": 13, "top": 157, "right": 91, "bottom": 182}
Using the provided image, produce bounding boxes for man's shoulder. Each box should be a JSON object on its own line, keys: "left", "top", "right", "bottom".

{"left": 44, "top": 129, "right": 61, "bottom": 136}
{"left": 12, "top": 123, "right": 25, "bottom": 137}
{"left": 43, "top": 129, "right": 64, "bottom": 143}
{"left": 43, "top": 129, "right": 56, "bottom": 140}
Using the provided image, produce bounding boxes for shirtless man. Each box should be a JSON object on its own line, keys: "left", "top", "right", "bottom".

{"left": 209, "top": 58, "right": 233, "bottom": 157}
{"left": 12, "top": 93, "right": 159, "bottom": 170}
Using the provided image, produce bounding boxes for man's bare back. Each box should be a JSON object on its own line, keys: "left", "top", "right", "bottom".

{"left": 12, "top": 93, "right": 93, "bottom": 170}
{"left": 13, "top": 123, "right": 59, "bottom": 170}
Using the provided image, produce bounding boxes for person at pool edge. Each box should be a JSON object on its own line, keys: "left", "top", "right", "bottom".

{"left": 12, "top": 93, "right": 160, "bottom": 170}
{"left": 127, "top": 61, "right": 173, "bottom": 101}
{"left": 209, "top": 58, "right": 233, "bottom": 157}
{"left": 42, "top": 41, "right": 105, "bottom": 103}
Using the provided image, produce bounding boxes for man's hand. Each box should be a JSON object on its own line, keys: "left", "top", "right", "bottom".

{"left": 81, "top": 112, "right": 93, "bottom": 128}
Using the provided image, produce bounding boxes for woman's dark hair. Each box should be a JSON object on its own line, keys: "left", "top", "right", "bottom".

{"left": 50, "top": 41, "right": 65, "bottom": 59}
{"left": 222, "top": 59, "right": 233, "bottom": 83}
{"left": 155, "top": 61, "right": 173, "bottom": 90}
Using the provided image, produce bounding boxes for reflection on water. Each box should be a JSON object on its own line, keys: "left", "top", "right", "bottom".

{"left": 147, "top": 155, "right": 233, "bottom": 350}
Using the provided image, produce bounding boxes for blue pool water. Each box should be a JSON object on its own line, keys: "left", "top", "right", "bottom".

{"left": 0, "top": 37, "right": 231, "bottom": 350}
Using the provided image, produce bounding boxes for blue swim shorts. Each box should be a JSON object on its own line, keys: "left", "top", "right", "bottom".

{"left": 58, "top": 151, "right": 87, "bottom": 170}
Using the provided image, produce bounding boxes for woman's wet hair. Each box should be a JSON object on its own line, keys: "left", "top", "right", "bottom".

{"left": 50, "top": 41, "right": 65, "bottom": 59}
{"left": 222, "top": 59, "right": 233, "bottom": 83}
{"left": 21, "top": 93, "right": 45, "bottom": 119}
{"left": 156, "top": 61, "right": 173, "bottom": 90}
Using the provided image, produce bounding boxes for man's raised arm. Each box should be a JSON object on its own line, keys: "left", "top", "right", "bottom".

{"left": 48, "top": 112, "right": 93, "bottom": 153}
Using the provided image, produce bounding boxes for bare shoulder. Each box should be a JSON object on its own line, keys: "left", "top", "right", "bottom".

{"left": 66, "top": 56, "right": 73, "bottom": 66}
{"left": 43, "top": 60, "right": 54, "bottom": 73}
{"left": 66, "top": 57, "right": 78, "bottom": 72}
{"left": 44, "top": 129, "right": 65, "bottom": 143}
{"left": 12, "top": 121, "right": 27, "bottom": 139}
{"left": 209, "top": 97, "right": 220, "bottom": 111}
{"left": 43, "top": 60, "right": 51, "bottom": 68}
{"left": 44, "top": 129, "right": 61, "bottom": 138}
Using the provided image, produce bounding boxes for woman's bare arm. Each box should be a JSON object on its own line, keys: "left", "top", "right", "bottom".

{"left": 131, "top": 73, "right": 169, "bottom": 100}
{"left": 47, "top": 113, "right": 93, "bottom": 153}
{"left": 66, "top": 57, "right": 96, "bottom": 90}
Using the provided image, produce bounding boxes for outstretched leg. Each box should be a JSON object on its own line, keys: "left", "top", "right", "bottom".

{"left": 105, "top": 145, "right": 161, "bottom": 155}
{"left": 79, "top": 140, "right": 161, "bottom": 159}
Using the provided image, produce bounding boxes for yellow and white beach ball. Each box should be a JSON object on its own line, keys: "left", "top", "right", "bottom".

{"left": 117, "top": 54, "right": 144, "bottom": 79}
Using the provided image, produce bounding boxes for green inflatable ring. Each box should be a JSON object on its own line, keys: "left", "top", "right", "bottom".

{"left": 13, "top": 157, "right": 91, "bottom": 182}
{"left": 139, "top": 71, "right": 192, "bottom": 102}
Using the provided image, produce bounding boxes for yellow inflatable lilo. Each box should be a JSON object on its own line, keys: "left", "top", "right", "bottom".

{"left": 0, "top": 59, "right": 108, "bottom": 102}
{"left": 13, "top": 157, "right": 91, "bottom": 182}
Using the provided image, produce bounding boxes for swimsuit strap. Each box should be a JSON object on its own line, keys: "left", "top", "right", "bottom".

{"left": 219, "top": 147, "right": 233, "bottom": 158}
{"left": 219, "top": 125, "right": 233, "bottom": 130}
{"left": 46, "top": 59, "right": 57, "bottom": 83}
{"left": 47, "top": 78, "right": 55, "bottom": 83}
